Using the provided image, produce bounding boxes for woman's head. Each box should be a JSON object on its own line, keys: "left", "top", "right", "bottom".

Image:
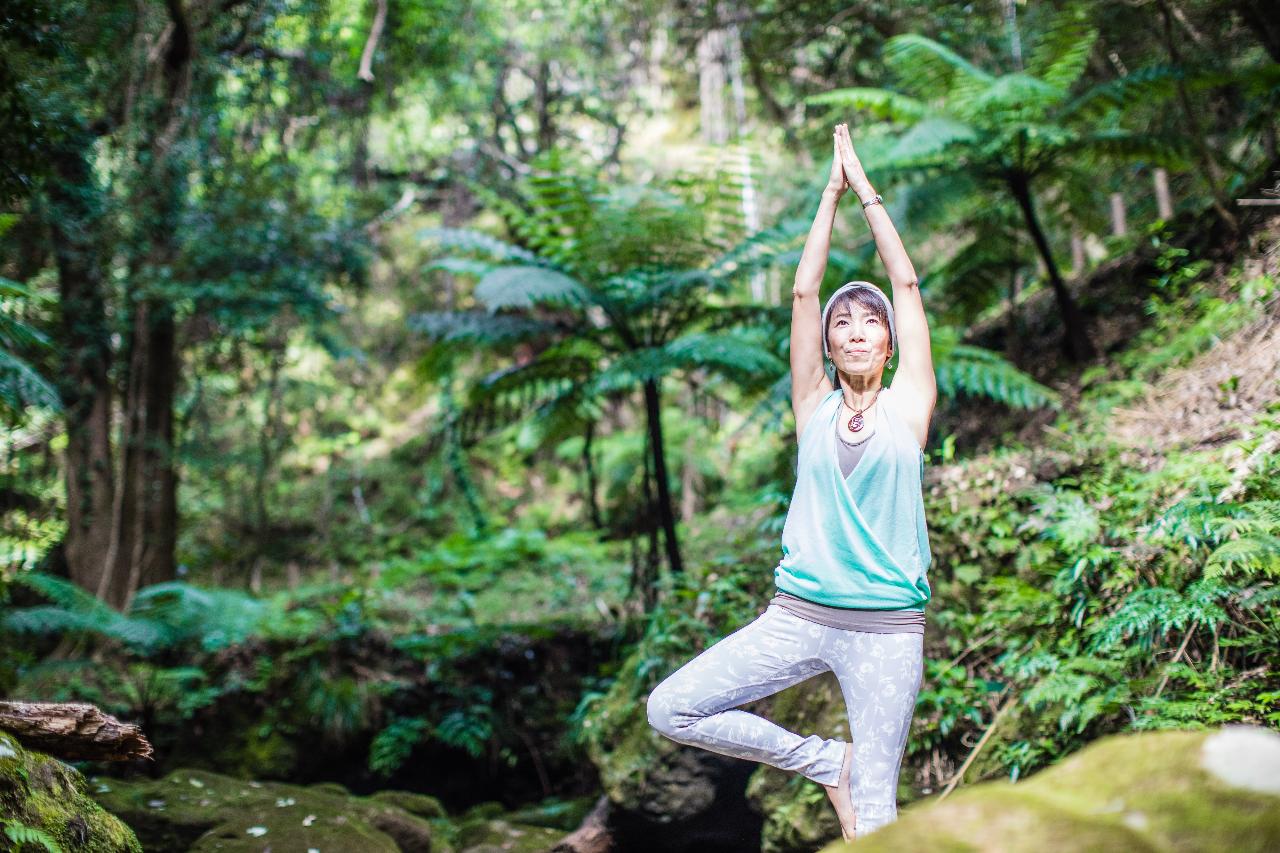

{"left": 821, "top": 282, "right": 897, "bottom": 380}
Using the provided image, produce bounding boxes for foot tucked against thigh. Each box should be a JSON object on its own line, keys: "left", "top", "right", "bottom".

{"left": 643, "top": 607, "right": 846, "bottom": 786}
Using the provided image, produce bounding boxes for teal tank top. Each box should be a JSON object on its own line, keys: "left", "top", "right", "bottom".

{"left": 774, "top": 385, "right": 932, "bottom": 610}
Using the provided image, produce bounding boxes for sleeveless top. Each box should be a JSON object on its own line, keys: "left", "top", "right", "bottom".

{"left": 772, "top": 385, "right": 932, "bottom": 612}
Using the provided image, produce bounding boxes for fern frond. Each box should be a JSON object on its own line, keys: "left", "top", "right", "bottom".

{"left": 0, "top": 349, "right": 61, "bottom": 413}
{"left": 1205, "top": 534, "right": 1280, "bottom": 580}
{"left": 1060, "top": 65, "right": 1184, "bottom": 121}
{"left": 805, "top": 87, "right": 930, "bottom": 122}
{"left": 4, "top": 572, "right": 171, "bottom": 650}
{"left": 883, "top": 34, "right": 994, "bottom": 99}
{"left": 422, "top": 257, "right": 493, "bottom": 277}
{"left": 2, "top": 819, "right": 63, "bottom": 853}
{"left": 934, "top": 343, "right": 1061, "bottom": 410}
{"left": 417, "top": 227, "right": 540, "bottom": 263}
{"left": 130, "top": 582, "right": 267, "bottom": 651}
{"left": 962, "top": 74, "right": 1062, "bottom": 124}
{"left": 1026, "top": 11, "right": 1096, "bottom": 93}
{"left": 409, "top": 311, "right": 561, "bottom": 345}
{"left": 1063, "top": 130, "right": 1191, "bottom": 168}
{"left": 474, "top": 266, "right": 592, "bottom": 312}
{"left": 884, "top": 117, "right": 978, "bottom": 166}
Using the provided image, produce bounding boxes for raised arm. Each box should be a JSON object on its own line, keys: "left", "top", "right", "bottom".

{"left": 790, "top": 133, "right": 844, "bottom": 438}
{"left": 836, "top": 123, "right": 936, "bottom": 449}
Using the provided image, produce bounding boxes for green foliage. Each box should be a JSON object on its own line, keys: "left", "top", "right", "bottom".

{"left": 0, "top": 278, "right": 59, "bottom": 425}
{"left": 1, "top": 819, "right": 63, "bottom": 853}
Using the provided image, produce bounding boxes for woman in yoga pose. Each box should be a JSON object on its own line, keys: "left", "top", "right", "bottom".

{"left": 647, "top": 123, "right": 936, "bottom": 841}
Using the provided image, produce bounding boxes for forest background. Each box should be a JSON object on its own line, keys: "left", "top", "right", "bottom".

{"left": 1, "top": 0, "right": 1278, "bottom": 850}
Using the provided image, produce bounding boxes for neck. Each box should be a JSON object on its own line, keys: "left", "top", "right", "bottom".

{"left": 839, "top": 374, "right": 882, "bottom": 412}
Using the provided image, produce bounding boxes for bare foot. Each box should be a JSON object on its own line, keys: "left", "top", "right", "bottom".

{"left": 823, "top": 741, "right": 857, "bottom": 842}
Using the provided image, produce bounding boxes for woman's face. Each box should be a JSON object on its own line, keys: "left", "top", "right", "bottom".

{"left": 827, "top": 302, "right": 892, "bottom": 378}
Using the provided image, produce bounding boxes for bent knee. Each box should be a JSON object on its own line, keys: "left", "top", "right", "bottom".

{"left": 645, "top": 681, "right": 688, "bottom": 739}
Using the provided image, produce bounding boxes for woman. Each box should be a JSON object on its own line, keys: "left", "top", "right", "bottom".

{"left": 646, "top": 123, "right": 936, "bottom": 841}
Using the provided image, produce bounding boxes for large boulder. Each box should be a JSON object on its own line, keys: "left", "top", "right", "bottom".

{"left": 90, "top": 768, "right": 441, "bottom": 852}
{"left": 0, "top": 731, "right": 141, "bottom": 852}
{"left": 821, "top": 725, "right": 1280, "bottom": 852}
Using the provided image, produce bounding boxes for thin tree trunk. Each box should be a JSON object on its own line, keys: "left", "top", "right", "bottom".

{"left": 1109, "top": 192, "right": 1128, "bottom": 237}
{"left": 582, "top": 419, "right": 603, "bottom": 529}
{"left": 642, "top": 378, "right": 683, "bottom": 575}
{"left": 1007, "top": 173, "right": 1095, "bottom": 362}
{"left": 47, "top": 140, "right": 115, "bottom": 598}
{"left": 1153, "top": 167, "right": 1174, "bottom": 219}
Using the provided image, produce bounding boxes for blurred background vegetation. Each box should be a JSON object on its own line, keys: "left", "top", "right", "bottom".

{"left": 1, "top": 0, "right": 1277, "bottom": 850}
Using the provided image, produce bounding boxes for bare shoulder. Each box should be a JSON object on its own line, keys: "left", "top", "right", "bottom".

{"left": 885, "top": 379, "right": 934, "bottom": 451}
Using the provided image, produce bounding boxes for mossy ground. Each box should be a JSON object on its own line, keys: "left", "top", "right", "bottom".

{"left": 0, "top": 732, "right": 141, "bottom": 853}
{"left": 819, "top": 728, "right": 1280, "bottom": 853}
{"left": 89, "top": 768, "right": 438, "bottom": 852}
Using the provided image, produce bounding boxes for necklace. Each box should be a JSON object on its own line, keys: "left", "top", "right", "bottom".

{"left": 843, "top": 386, "right": 882, "bottom": 433}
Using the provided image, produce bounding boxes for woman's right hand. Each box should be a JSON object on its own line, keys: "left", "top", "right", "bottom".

{"left": 824, "top": 130, "right": 849, "bottom": 198}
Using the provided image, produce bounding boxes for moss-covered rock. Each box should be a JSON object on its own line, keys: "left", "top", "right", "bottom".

{"left": 0, "top": 731, "right": 141, "bottom": 852}
{"left": 455, "top": 816, "right": 565, "bottom": 852}
{"left": 89, "top": 768, "right": 442, "bottom": 852}
{"left": 819, "top": 725, "right": 1280, "bottom": 852}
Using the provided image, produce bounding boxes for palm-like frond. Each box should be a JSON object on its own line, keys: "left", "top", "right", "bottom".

{"left": 1060, "top": 65, "right": 1185, "bottom": 122}
{"left": 883, "top": 34, "right": 994, "bottom": 100}
{"left": 409, "top": 310, "right": 562, "bottom": 345}
{"left": 1026, "top": 10, "right": 1096, "bottom": 94}
{"left": 1062, "top": 130, "right": 1191, "bottom": 169}
{"left": 130, "top": 582, "right": 267, "bottom": 651}
{"left": 3, "top": 572, "right": 167, "bottom": 650}
{"left": 417, "top": 227, "right": 540, "bottom": 263}
{"left": 962, "top": 74, "right": 1062, "bottom": 124}
{"left": 806, "top": 87, "right": 930, "bottom": 122}
{"left": 474, "top": 265, "right": 592, "bottom": 312}
{"left": 934, "top": 343, "right": 1061, "bottom": 410}
{"left": 0, "top": 349, "right": 60, "bottom": 414}
{"left": 883, "top": 117, "right": 977, "bottom": 167}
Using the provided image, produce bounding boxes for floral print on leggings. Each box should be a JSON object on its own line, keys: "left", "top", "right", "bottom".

{"left": 646, "top": 604, "right": 924, "bottom": 835}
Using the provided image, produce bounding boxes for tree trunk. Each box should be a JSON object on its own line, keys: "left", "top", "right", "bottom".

{"left": 1109, "top": 192, "right": 1128, "bottom": 237}
{"left": 582, "top": 419, "right": 603, "bottom": 530}
{"left": 47, "top": 139, "right": 116, "bottom": 598}
{"left": 0, "top": 701, "right": 153, "bottom": 762}
{"left": 1153, "top": 167, "right": 1174, "bottom": 219}
{"left": 642, "top": 378, "right": 683, "bottom": 575}
{"left": 1007, "top": 173, "right": 1096, "bottom": 362}
{"left": 104, "top": 289, "right": 179, "bottom": 610}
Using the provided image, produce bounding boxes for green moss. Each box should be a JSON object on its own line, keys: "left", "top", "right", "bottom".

{"left": 818, "top": 728, "right": 1280, "bottom": 853}
{"left": 368, "top": 789, "right": 447, "bottom": 820}
{"left": 90, "top": 768, "right": 438, "bottom": 853}
{"left": 0, "top": 732, "right": 142, "bottom": 853}
{"left": 455, "top": 816, "right": 565, "bottom": 852}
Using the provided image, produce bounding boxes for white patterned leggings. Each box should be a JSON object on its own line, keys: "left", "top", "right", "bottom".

{"left": 646, "top": 604, "right": 924, "bottom": 835}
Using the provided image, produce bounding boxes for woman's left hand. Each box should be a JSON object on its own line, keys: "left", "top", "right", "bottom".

{"left": 836, "top": 124, "right": 875, "bottom": 202}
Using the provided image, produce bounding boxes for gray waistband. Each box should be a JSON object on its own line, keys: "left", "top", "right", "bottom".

{"left": 769, "top": 591, "right": 925, "bottom": 634}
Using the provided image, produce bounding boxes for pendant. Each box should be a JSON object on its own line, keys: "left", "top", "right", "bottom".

{"left": 848, "top": 411, "right": 864, "bottom": 432}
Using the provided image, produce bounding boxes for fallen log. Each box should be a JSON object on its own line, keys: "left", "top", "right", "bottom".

{"left": 0, "top": 701, "right": 152, "bottom": 762}
{"left": 551, "top": 794, "right": 613, "bottom": 853}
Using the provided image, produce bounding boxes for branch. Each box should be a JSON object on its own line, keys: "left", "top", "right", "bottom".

{"left": 357, "top": 0, "right": 388, "bottom": 82}
{"left": 0, "top": 701, "right": 153, "bottom": 762}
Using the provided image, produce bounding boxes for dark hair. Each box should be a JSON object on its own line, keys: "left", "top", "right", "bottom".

{"left": 824, "top": 288, "right": 891, "bottom": 355}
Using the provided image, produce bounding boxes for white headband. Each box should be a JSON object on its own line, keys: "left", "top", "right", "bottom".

{"left": 820, "top": 281, "right": 898, "bottom": 362}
